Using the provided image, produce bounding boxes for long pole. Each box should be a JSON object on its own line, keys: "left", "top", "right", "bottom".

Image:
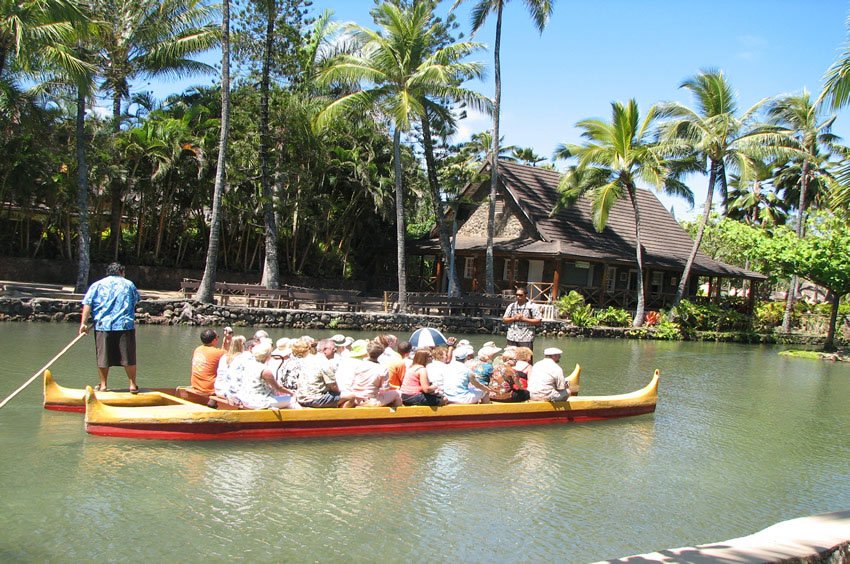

{"left": 0, "top": 333, "right": 87, "bottom": 409}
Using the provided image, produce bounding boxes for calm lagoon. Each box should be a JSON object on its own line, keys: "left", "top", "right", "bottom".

{"left": 1, "top": 323, "right": 849, "bottom": 562}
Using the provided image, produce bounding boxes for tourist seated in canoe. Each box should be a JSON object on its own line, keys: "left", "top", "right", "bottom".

{"left": 488, "top": 348, "right": 530, "bottom": 403}
{"left": 512, "top": 347, "right": 533, "bottom": 389}
{"left": 425, "top": 346, "right": 449, "bottom": 391}
{"left": 189, "top": 328, "right": 230, "bottom": 395}
{"left": 469, "top": 344, "right": 501, "bottom": 385}
{"left": 235, "top": 341, "right": 297, "bottom": 409}
{"left": 400, "top": 349, "right": 447, "bottom": 406}
{"left": 215, "top": 336, "right": 255, "bottom": 404}
{"left": 376, "top": 334, "right": 401, "bottom": 366}
{"left": 350, "top": 341, "right": 402, "bottom": 408}
{"left": 336, "top": 339, "right": 369, "bottom": 397}
{"left": 330, "top": 333, "right": 354, "bottom": 362}
{"left": 386, "top": 340, "right": 411, "bottom": 389}
{"left": 295, "top": 339, "right": 356, "bottom": 409}
{"left": 274, "top": 338, "right": 313, "bottom": 394}
{"left": 443, "top": 346, "right": 491, "bottom": 404}
{"left": 528, "top": 348, "right": 571, "bottom": 402}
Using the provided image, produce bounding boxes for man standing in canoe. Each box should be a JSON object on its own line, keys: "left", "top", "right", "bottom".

{"left": 79, "top": 262, "right": 141, "bottom": 392}
{"left": 502, "top": 287, "right": 542, "bottom": 351}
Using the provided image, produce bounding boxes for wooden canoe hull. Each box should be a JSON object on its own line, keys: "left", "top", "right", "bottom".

{"left": 42, "top": 370, "right": 208, "bottom": 412}
{"left": 44, "top": 365, "right": 582, "bottom": 412}
{"left": 83, "top": 369, "right": 658, "bottom": 441}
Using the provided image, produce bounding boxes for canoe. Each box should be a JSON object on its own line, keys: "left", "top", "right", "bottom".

{"left": 44, "top": 364, "right": 582, "bottom": 412}
{"left": 42, "top": 370, "right": 209, "bottom": 412}
{"left": 83, "top": 369, "right": 658, "bottom": 441}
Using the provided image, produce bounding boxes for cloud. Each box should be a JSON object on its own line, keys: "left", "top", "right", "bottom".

{"left": 451, "top": 107, "right": 491, "bottom": 144}
{"left": 736, "top": 35, "right": 768, "bottom": 61}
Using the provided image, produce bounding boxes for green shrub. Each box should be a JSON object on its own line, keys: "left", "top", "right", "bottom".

{"left": 754, "top": 301, "right": 786, "bottom": 332}
{"left": 569, "top": 304, "right": 596, "bottom": 328}
{"left": 555, "top": 291, "right": 587, "bottom": 320}
{"left": 652, "top": 317, "right": 682, "bottom": 340}
{"left": 595, "top": 306, "right": 632, "bottom": 327}
{"left": 674, "top": 299, "right": 750, "bottom": 331}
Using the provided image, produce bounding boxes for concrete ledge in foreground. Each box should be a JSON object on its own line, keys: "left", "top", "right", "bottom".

{"left": 599, "top": 510, "right": 850, "bottom": 563}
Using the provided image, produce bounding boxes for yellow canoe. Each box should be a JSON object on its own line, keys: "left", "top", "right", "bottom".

{"left": 83, "top": 367, "right": 658, "bottom": 441}
{"left": 43, "top": 370, "right": 207, "bottom": 412}
{"left": 44, "top": 364, "right": 582, "bottom": 412}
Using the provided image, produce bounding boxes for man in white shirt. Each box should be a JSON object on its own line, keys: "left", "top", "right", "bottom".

{"left": 503, "top": 287, "right": 542, "bottom": 351}
{"left": 528, "top": 347, "right": 570, "bottom": 402}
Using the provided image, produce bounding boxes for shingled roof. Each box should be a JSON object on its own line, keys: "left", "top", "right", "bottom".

{"left": 449, "top": 160, "right": 764, "bottom": 280}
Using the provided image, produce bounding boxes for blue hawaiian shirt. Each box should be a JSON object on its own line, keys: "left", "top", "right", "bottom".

{"left": 81, "top": 276, "right": 140, "bottom": 331}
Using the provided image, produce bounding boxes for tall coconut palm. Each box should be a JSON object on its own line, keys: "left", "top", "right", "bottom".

{"left": 316, "top": 2, "right": 488, "bottom": 313}
{"left": 195, "top": 0, "right": 230, "bottom": 304}
{"left": 660, "top": 70, "right": 785, "bottom": 311}
{"left": 766, "top": 90, "right": 838, "bottom": 332}
{"left": 92, "top": 0, "right": 218, "bottom": 260}
{"left": 555, "top": 99, "right": 693, "bottom": 327}
{"left": 452, "top": 0, "right": 554, "bottom": 293}
{"left": 819, "top": 12, "right": 850, "bottom": 112}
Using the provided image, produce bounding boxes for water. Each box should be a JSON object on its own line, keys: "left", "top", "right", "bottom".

{"left": 1, "top": 323, "right": 849, "bottom": 562}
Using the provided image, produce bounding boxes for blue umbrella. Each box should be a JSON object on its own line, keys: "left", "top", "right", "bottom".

{"left": 409, "top": 327, "right": 448, "bottom": 349}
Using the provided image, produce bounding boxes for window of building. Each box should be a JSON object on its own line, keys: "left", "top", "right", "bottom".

{"left": 463, "top": 257, "right": 475, "bottom": 279}
{"left": 651, "top": 271, "right": 664, "bottom": 295}
{"left": 502, "top": 259, "right": 517, "bottom": 281}
{"left": 606, "top": 266, "right": 617, "bottom": 292}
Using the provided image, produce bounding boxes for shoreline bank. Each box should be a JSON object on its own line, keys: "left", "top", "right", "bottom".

{"left": 0, "top": 296, "right": 838, "bottom": 348}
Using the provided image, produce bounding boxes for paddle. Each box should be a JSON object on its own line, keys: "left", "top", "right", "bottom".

{"left": 0, "top": 332, "right": 87, "bottom": 410}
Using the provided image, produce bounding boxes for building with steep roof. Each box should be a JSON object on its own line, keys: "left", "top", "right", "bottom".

{"left": 411, "top": 160, "right": 765, "bottom": 310}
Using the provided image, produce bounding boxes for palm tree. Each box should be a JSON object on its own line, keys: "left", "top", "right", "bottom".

{"left": 660, "top": 70, "right": 785, "bottom": 311}
{"left": 452, "top": 0, "right": 554, "bottom": 293}
{"left": 316, "top": 2, "right": 488, "bottom": 313}
{"left": 555, "top": 99, "right": 692, "bottom": 326}
{"left": 766, "top": 91, "right": 838, "bottom": 332}
{"left": 195, "top": 0, "right": 230, "bottom": 304}
{"left": 512, "top": 146, "right": 545, "bottom": 166}
{"left": 92, "top": 0, "right": 218, "bottom": 260}
{"left": 819, "top": 12, "right": 850, "bottom": 112}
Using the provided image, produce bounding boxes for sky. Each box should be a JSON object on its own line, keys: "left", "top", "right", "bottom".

{"left": 144, "top": 0, "right": 850, "bottom": 220}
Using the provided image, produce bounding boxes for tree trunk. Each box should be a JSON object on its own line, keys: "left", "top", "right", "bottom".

{"left": 823, "top": 290, "right": 839, "bottom": 352}
{"left": 782, "top": 159, "right": 810, "bottom": 332}
{"left": 485, "top": 3, "right": 504, "bottom": 295}
{"left": 671, "top": 159, "right": 719, "bottom": 312}
{"left": 628, "top": 186, "right": 646, "bottom": 326}
{"left": 420, "top": 114, "right": 460, "bottom": 297}
{"left": 259, "top": 4, "right": 279, "bottom": 289}
{"left": 109, "top": 91, "right": 123, "bottom": 260}
{"left": 195, "top": 0, "right": 230, "bottom": 303}
{"left": 393, "top": 126, "right": 407, "bottom": 313}
{"left": 74, "top": 85, "right": 91, "bottom": 293}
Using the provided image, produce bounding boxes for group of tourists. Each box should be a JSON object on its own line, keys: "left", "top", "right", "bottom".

{"left": 77, "top": 264, "right": 566, "bottom": 409}
{"left": 189, "top": 327, "right": 572, "bottom": 411}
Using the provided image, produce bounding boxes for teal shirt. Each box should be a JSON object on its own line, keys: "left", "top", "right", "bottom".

{"left": 82, "top": 276, "right": 140, "bottom": 331}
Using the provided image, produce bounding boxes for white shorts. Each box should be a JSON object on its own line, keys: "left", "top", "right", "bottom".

{"left": 446, "top": 387, "right": 486, "bottom": 404}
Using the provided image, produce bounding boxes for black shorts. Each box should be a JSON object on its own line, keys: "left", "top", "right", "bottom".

{"left": 402, "top": 392, "right": 443, "bottom": 406}
{"left": 95, "top": 330, "right": 136, "bottom": 368}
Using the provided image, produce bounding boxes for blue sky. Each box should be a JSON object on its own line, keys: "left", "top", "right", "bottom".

{"left": 145, "top": 0, "right": 850, "bottom": 220}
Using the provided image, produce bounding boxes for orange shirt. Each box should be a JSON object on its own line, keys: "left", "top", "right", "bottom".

{"left": 190, "top": 345, "right": 225, "bottom": 394}
{"left": 387, "top": 358, "right": 407, "bottom": 388}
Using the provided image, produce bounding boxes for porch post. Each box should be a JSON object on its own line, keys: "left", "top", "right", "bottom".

{"left": 601, "top": 264, "right": 608, "bottom": 307}
{"left": 552, "top": 259, "right": 561, "bottom": 302}
{"left": 508, "top": 253, "right": 516, "bottom": 290}
{"left": 707, "top": 277, "right": 713, "bottom": 301}
{"left": 435, "top": 258, "right": 443, "bottom": 293}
